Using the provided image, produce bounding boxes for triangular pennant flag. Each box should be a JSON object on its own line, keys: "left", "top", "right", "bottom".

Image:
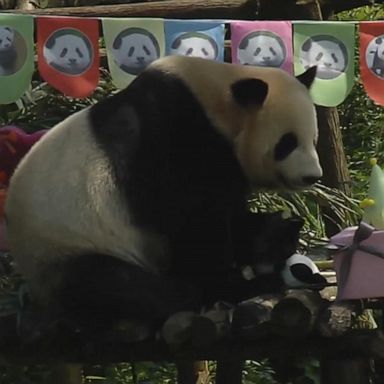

{"left": 294, "top": 22, "right": 355, "bottom": 106}
{"left": 37, "top": 17, "right": 99, "bottom": 98}
{"left": 0, "top": 14, "right": 34, "bottom": 104}
{"left": 102, "top": 18, "right": 165, "bottom": 89}
{"left": 360, "top": 22, "right": 384, "bottom": 106}
{"left": 165, "top": 20, "right": 225, "bottom": 61}
{"left": 230, "top": 21, "right": 293, "bottom": 73}
{"left": 361, "top": 158, "right": 384, "bottom": 229}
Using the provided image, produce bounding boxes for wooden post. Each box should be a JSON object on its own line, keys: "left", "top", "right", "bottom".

{"left": 49, "top": 364, "right": 83, "bottom": 384}
{"left": 176, "top": 361, "right": 199, "bottom": 384}
{"left": 5, "top": 0, "right": 260, "bottom": 19}
{"left": 320, "top": 358, "right": 372, "bottom": 384}
{"left": 216, "top": 359, "right": 243, "bottom": 384}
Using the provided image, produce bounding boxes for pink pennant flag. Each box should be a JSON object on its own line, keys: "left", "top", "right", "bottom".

{"left": 231, "top": 21, "right": 293, "bottom": 73}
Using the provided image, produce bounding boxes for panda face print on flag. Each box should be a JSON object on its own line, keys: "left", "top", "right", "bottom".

{"left": 37, "top": 17, "right": 99, "bottom": 98}
{"left": 165, "top": 20, "right": 225, "bottom": 61}
{"left": 231, "top": 21, "right": 293, "bottom": 73}
{"left": 0, "top": 15, "right": 34, "bottom": 104}
{"left": 294, "top": 22, "right": 355, "bottom": 106}
{"left": 103, "top": 18, "right": 165, "bottom": 89}
{"left": 360, "top": 22, "right": 384, "bottom": 106}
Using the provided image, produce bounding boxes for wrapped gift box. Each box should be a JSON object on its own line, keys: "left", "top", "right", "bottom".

{"left": 331, "top": 224, "right": 384, "bottom": 300}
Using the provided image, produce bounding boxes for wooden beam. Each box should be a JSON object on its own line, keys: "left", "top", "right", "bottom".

{"left": 3, "top": 0, "right": 259, "bottom": 19}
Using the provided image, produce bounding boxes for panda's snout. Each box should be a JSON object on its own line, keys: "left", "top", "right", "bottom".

{"left": 302, "top": 175, "right": 320, "bottom": 186}
{"left": 68, "top": 58, "right": 77, "bottom": 65}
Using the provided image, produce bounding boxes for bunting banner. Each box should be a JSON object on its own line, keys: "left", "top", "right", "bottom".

{"left": 231, "top": 21, "right": 293, "bottom": 73}
{"left": 0, "top": 15, "right": 382, "bottom": 106}
{"left": 294, "top": 22, "right": 355, "bottom": 107}
{"left": 0, "top": 14, "right": 34, "bottom": 104}
{"left": 165, "top": 20, "right": 225, "bottom": 61}
{"left": 360, "top": 22, "right": 384, "bottom": 106}
{"left": 102, "top": 18, "right": 165, "bottom": 89}
{"left": 37, "top": 17, "right": 99, "bottom": 98}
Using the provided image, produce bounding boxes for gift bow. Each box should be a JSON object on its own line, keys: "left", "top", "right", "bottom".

{"left": 336, "top": 221, "right": 384, "bottom": 297}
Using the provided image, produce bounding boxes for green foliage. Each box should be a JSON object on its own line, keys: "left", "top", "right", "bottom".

{"left": 250, "top": 183, "right": 361, "bottom": 246}
{"left": 243, "top": 360, "right": 278, "bottom": 384}
{"left": 103, "top": 362, "right": 177, "bottom": 384}
{"left": 0, "top": 68, "right": 116, "bottom": 132}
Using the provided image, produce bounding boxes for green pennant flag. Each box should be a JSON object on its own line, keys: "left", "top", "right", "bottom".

{"left": 0, "top": 14, "right": 34, "bottom": 104}
{"left": 102, "top": 18, "right": 165, "bottom": 89}
{"left": 294, "top": 22, "right": 355, "bottom": 107}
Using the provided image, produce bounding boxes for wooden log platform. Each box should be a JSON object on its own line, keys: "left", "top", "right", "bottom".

{"left": 0, "top": 287, "right": 383, "bottom": 384}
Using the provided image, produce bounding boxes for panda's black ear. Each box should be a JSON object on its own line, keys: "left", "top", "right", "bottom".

{"left": 296, "top": 66, "right": 317, "bottom": 89}
{"left": 231, "top": 78, "right": 268, "bottom": 107}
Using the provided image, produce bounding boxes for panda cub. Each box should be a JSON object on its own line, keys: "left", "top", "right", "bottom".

{"left": 0, "top": 26, "right": 17, "bottom": 76}
{"left": 370, "top": 37, "right": 384, "bottom": 78}
{"left": 237, "top": 31, "right": 286, "bottom": 68}
{"left": 300, "top": 36, "right": 347, "bottom": 80}
{"left": 6, "top": 56, "right": 321, "bottom": 337}
{"left": 112, "top": 28, "right": 160, "bottom": 75}
{"left": 43, "top": 32, "right": 92, "bottom": 75}
{"left": 170, "top": 33, "right": 218, "bottom": 60}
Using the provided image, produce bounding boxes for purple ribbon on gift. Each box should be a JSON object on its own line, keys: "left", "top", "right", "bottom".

{"left": 335, "top": 221, "right": 384, "bottom": 297}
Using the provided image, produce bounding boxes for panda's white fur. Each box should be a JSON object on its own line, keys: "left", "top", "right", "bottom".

{"left": 6, "top": 56, "right": 322, "bottom": 326}
{"left": 43, "top": 33, "right": 92, "bottom": 75}
{"left": 6, "top": 108, "right": 169, "bottom": 302}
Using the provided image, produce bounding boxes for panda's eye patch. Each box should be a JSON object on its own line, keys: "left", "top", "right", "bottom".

{"left": 202, "top": 48, "right": 209, "bottom": 56}
{"left": 128, "top": 47, "right": 135, "bottom": 57}
{"left": 315, "top": 52, "right": 323, "bottom": 61}
{"left": 76, "top": 48, "right": 84, "bottom": 58}
{"left": 254, "top": 47, "right": 261, "bottom": 56}
{"left": 274, "top": 133, "right": 298, "bottom": 161}
{"left": 60, "top": 48, "right": 68, "bottom": 58}
{"left": 143, "top": 45, "right": 151, "bottom": 56}
{"left": 269, "top": 47, "right": 277, "bottom": 56}
{"left": 331, "top": 53, "right": 338, "bottom": 63}
{"left": 186, "top": 47, "right": 193, "bottom": 55}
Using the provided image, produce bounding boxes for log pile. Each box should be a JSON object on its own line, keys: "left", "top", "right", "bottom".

{"left": 0, "top": 289, "right": 382, "bottom": 364}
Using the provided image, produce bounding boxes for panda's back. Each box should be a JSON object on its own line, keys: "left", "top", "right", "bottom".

{"left": 5, "top": 107, "right": 166, "bottom": 283}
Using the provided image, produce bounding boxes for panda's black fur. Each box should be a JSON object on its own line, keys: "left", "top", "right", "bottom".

{"left": 6, "top": 56, "right": 320, "bottom": 338}
{"left": 90, "top": 67, "right": 248, "bottom": 272}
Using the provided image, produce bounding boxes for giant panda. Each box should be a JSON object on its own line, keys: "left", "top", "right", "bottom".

{"left": 5, "top": 56, "right": 322, "bottom": 338}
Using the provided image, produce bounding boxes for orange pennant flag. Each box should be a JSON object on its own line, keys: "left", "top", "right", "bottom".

{"left": 37, "top": 17, "right": 99, "bottom": 98}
